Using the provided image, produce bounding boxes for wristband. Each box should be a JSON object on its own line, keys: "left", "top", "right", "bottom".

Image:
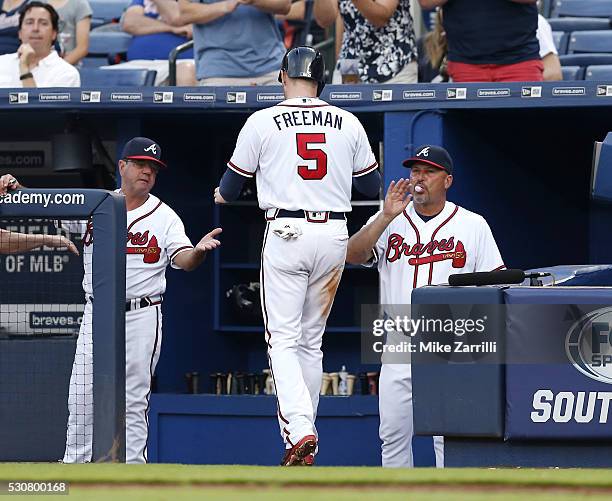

{"left": 19, "top": 72, "right": 33, "bottom": 80}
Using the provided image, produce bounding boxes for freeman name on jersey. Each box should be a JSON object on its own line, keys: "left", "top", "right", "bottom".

{"left": 272, "top": 109, "right": 343, "bottom": 131}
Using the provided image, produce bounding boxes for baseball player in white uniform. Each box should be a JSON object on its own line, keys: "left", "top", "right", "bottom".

{"left": 214, "top": 46, "right": 381, "bottom": 465}
{"left": 346, "top": 144, "right": 504, "bottom": 468}
{"left": 8, "top": 137, "right": 222, "bottom": 464}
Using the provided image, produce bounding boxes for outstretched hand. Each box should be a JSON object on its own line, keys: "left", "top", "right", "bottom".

{"left": 383, "top": 178, "right": 412, "bottom": 219}
{"left": 46, "top": 235, "right": 79, "bottom": 256}
{"left": 195, "top": 227, "right": 222, "bottom": 252}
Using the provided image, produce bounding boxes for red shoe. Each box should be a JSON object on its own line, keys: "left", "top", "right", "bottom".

{"left": 280, "top": 435, "right": 317, "bottom": 466}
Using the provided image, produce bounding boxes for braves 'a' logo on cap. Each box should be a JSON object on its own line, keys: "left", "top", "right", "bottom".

{"left": 417, "top": 147, "right": 430, "bottom": 157}
{"left": 144, "top": 144, "right": 158, "bottom": 155}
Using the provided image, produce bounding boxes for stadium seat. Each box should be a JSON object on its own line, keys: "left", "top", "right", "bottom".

{"left": 552, "top": 31, "right": 569, "bottom": 54}
{"left": 89, "top": 0, "right": 130, "bottom": 29}
{"left": 84, "top": 31, "right": 132, "bottom": 66}
{"left": 548, "top": 17, "right": 611, "bottom": 32}
{"left": 585, "top": 64, "right": 612, "bottom": 79}
{"left": 79, "top": 68, "right": 157, "bottom": 86}
{"left": 562, "top": 65, "right": 584, "bottom": 80}
{"left": 552, "top": 0, "right": 612, "bottom": 18}
{"left": 568, "top": 30, "right": 612, "bottom": 53}
{"left": 560, "top": 53, "right": 612, "bottom": 66}
{"left": 541, "top": 0, "right": 553, "bottom": 18}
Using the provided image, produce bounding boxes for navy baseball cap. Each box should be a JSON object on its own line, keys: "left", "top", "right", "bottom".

{"left": 121, "top": 137, "right": 167, "bottom": 169}
{"left": 402, "top": 145, "right": 453, "bottom": 174}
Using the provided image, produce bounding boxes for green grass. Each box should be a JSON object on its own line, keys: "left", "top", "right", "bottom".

{"left": 63, "top": 487, "right": 612, "bottom": 501}
{"left": 0, "top": 464, "right": 611, "bottom": 490}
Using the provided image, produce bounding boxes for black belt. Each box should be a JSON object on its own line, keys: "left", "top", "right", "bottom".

{"left": 126, "top": 295, "right": 163, "bottom": 312}
{"left": 268, "top": 209, "right": 346, "bottom": 222}
{"left": 87, "top": 294, "right": 163, "bottom": 312}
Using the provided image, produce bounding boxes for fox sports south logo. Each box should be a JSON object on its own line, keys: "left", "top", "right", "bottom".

{"left": 566, "top": 307, "right": 612, "bottom": 384}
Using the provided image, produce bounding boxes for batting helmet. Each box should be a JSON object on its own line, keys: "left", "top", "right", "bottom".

{"left": 226, "top": 282, "right": 262, "bottom": 321}
{"left": 278, "top": 46, "right": 326, "bottom": 97}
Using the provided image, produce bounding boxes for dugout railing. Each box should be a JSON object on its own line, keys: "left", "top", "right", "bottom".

{"left": 0, "top": 189, "right": 126, "bottom": 462}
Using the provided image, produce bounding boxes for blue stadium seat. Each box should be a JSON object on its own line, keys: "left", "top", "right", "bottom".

{"left": 79, "top": 68, "right": 157, "bottom": 86}
{"left": 560, "top": 53, "right": 612, "bottom": 66}
{"left": 561, "top": 65, "right": 584, "bottom": 80}
{"left": 89, "top": 0, "right": 130, "bottom": 29}
{"left": 552, "top": 31, "right": 569, "bottom": 54}
{"left": 552, "top": 0, "right": 612, "bottom": 18}
{"left": 548, "top": 17, "right": 611, "bottom": 32}
{"left": 585, "top": 64, "right": 612, "bottom": 79}
{"left": 568, "top": 30, "right": 612, "bottom": 53}
{"left": 541, "top": 0, "right": 553, "bottom": 18}
{"left": 85, "top": 31, "right": 132, "bottom": 66}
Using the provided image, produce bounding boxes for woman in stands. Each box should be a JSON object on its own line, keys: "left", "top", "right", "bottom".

{"left": 313, "top": 0, "right": 418, "bottom": 84}
{"left": 44, "top": 0, "right": 92, "bottom": 65}
{"left": 418, "top": 8, "right": 448, "bottom": 82}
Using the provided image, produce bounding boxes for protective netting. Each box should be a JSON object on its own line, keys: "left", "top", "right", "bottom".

{"left": 0, "top": 217, "right": 92, "bottom": 461}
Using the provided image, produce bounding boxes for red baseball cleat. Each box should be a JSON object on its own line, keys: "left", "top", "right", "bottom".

{"left": 280, "top": 435, "right": 317, "bottom": 466}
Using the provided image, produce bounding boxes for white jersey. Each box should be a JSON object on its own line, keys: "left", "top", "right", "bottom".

{"left": 227, "top": 97, "right": 378, "bottom": 212}
{"left": 62, "top": 193, "right": 193, "bottom": 299}
{"left": 367, "top": 201, "right": 505, "bottom": 305}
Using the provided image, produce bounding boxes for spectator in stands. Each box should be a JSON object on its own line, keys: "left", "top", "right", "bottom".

{"left": 537, "top": 13, "right": 561, "bottom": 81}
{"left": 419, "top": 0, "right": 543, "bottom": 82}
{"left": 177, "top": 0, "right": 290, "bottom": 86}
{"left": 0, "top": 0, "right": 29, "bottom": 55}
{"left": 417, "top": 8, "right": 447, "bottom": 82}
{"left": 0, "top": 2, "right": 80, "bottom": 87}
{"left": 119, "top": 0, "right": 195, "bottom": 85}
{"left": 276, "top": 0, "right": 325, "bottom": 49}
{"left": 44, "top": 0, "right": 91, "bottom": 65}
{"left": 314, "top": 0, "right": 417, "bottom": 84}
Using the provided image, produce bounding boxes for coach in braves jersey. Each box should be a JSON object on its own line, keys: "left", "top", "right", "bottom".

{"left": 346, "top": 144, "right": 504, "bottom": 468}
{"left": 66, "top": 137, "right": 222, "bottom": 464}
{"left": 4, "top": 137, "right": 222, "bottom": 463}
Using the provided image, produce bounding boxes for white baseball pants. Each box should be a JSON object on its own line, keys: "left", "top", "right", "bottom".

{"left": 379, "top": 362, "right": 444, "bottom": 467}
{"left": 261, "top": 217, "right": 348, "bottom": 448}
{"left": 63, "top": 301, "right": 162, "bottom": 463}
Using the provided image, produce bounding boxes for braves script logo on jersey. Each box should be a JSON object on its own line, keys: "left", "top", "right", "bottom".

{"left": 127, "top": 230, "right": 161, "bottom": 263}
{"left": 83, "top": 220, "right": 94, "bottom": 247}
{"left": 82, "top": 222, "right": 160, "bottom": 263}
{"left": 385, "top": 234, "right": 466, "bottom": 268}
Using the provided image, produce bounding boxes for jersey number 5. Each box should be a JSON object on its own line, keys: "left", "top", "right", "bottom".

{"left": 296, "top": 133, "right": 327, "bottom": 180}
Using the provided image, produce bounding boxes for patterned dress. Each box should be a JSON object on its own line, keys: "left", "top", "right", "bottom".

{"left": 338, "top": 0, "right": 417, "bottom": 83}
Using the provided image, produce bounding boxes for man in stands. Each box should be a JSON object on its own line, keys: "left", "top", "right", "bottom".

{"left": 0, "top": 2, "right": 80, "bottom": 87}
{"left": 178, "top": 0, "right": 290, "bottom": 85}
{"left": 118, "top": 0, "right": 196, "bottom": 85}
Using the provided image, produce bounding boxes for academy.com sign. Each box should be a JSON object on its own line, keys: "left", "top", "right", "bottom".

{"left": 0, "top": 191, "right": 85, "bottom": 208}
